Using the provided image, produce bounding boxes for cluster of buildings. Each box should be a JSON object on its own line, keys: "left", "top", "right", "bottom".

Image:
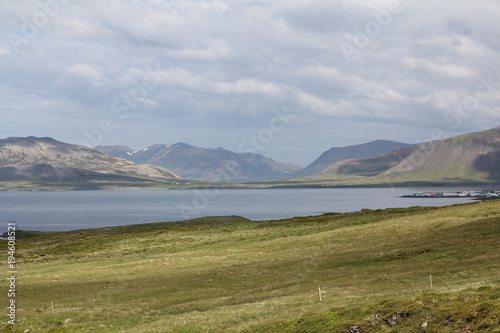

{"left": 405, "top": 190, "right": 500, "bottom": 198}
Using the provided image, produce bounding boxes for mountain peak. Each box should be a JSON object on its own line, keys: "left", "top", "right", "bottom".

{"left": 97, "top": 142, "right": 301, "bottom": 181}
{"left": 172, "top": 142, "right": 193, "bottom": 149}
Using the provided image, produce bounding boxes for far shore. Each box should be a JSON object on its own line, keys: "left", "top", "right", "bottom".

{"left": 2, "top": 180, "right": 500, "bottom": 192}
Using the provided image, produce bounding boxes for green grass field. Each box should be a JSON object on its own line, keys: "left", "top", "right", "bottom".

{"left": 1, "top": 201, "right": 499, "bottom": 332}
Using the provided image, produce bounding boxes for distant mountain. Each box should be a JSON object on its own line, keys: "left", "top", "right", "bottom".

{"left": 94, "top": 143, "right": 302, "bottom": 181}
{"left": 0, "top": 137, "right": 180, "bottom": 185}
{"left": 92, "top": 144, "right": 136, "bottom": 160}
{"left": 312, "top": 126, "right": 500, "bottom": 184}
{"left": 321, "top": 146, "right": 418, "bottom": 177}
{"left": 298, "top": 140, "right": 415, "bottom": 176}
{"left": 381, "top": 126, "right": 500, "bottom": 182}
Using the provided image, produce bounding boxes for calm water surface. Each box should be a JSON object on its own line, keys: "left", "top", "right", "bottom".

{"left": 0, "top": 188, "right": 476, "bottom": 231}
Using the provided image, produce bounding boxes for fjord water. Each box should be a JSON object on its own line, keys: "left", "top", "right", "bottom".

{"left": 0, "top": 188, "right": 476, "bottom": 232}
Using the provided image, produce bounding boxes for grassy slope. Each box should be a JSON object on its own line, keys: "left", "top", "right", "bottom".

{"left": 245, "top": 286, "right": 500, "bottom": 333}
{"left": 0, "top": 202, "right": 499, "bottom": 332}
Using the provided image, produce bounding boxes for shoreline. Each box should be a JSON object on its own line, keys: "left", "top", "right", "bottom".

{"left": 2, "top": 182, "right": 500, "bottom": 192}
{"left": 1, "top": 200, "right": 483, "bottom": 235}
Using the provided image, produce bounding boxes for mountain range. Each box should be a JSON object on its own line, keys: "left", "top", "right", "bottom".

{"left": 0, "top": 137, "right": 180, "bottom": 188}
{"left": 94, "top": 143, "right": 302, "bottom": 181}
{"left": 1, "top": 126, "right": 499, "bottom": 190}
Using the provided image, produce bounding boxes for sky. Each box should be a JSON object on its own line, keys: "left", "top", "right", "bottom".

{"left": 1, "top": 0, "right": 500, "bottom": 167}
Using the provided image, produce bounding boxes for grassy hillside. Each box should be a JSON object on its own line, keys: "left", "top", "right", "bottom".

{"left": 380, "top": 127, "right": 500, "bottom": 183}
{"left": 246, "top": 286, "right": 499, "bottom": 333}
{"left": 265, "top": 127, "right": 500, "bottom": 187}
{"left": 320, "top": 146, "right": 417, "bottom": 178}
{"left": 1, "top": 201, "right": 499, "bottom": 332}
{"left": 298, "top": 140, "right": 414, "bottom": 177}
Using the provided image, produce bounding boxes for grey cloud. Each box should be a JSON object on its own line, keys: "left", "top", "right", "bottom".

{"left": 0, "top": 0, "right": 499, "bottom": 165}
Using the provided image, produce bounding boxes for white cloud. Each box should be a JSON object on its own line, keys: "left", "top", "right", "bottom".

{"left": 403, "top": 57, "right": 473, "bottom": 79}
{"left": 294, "top": 90, "right": 361, "bottom": 117}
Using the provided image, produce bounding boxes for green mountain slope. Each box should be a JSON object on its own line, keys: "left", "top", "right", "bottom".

{"left": 298, "top": 140, "right": 415, "bottom": 176}
{"left": 381, "top": 126, "right": 500, "bottom": 183}
{"left": 321, "top": 146, "right": 417, "bottom": 177}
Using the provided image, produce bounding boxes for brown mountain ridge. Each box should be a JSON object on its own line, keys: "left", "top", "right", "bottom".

{"left": 0, "top": 137, "right": 181, "bottom": 186}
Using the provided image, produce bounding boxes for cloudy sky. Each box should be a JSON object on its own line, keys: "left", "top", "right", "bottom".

{"left": 1, "top": 0, "right": 500, "bottom": 166}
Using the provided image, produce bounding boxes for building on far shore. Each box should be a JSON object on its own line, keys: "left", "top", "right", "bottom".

{"left": 405, "top": 190, "right": 500, "bottom": 198}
